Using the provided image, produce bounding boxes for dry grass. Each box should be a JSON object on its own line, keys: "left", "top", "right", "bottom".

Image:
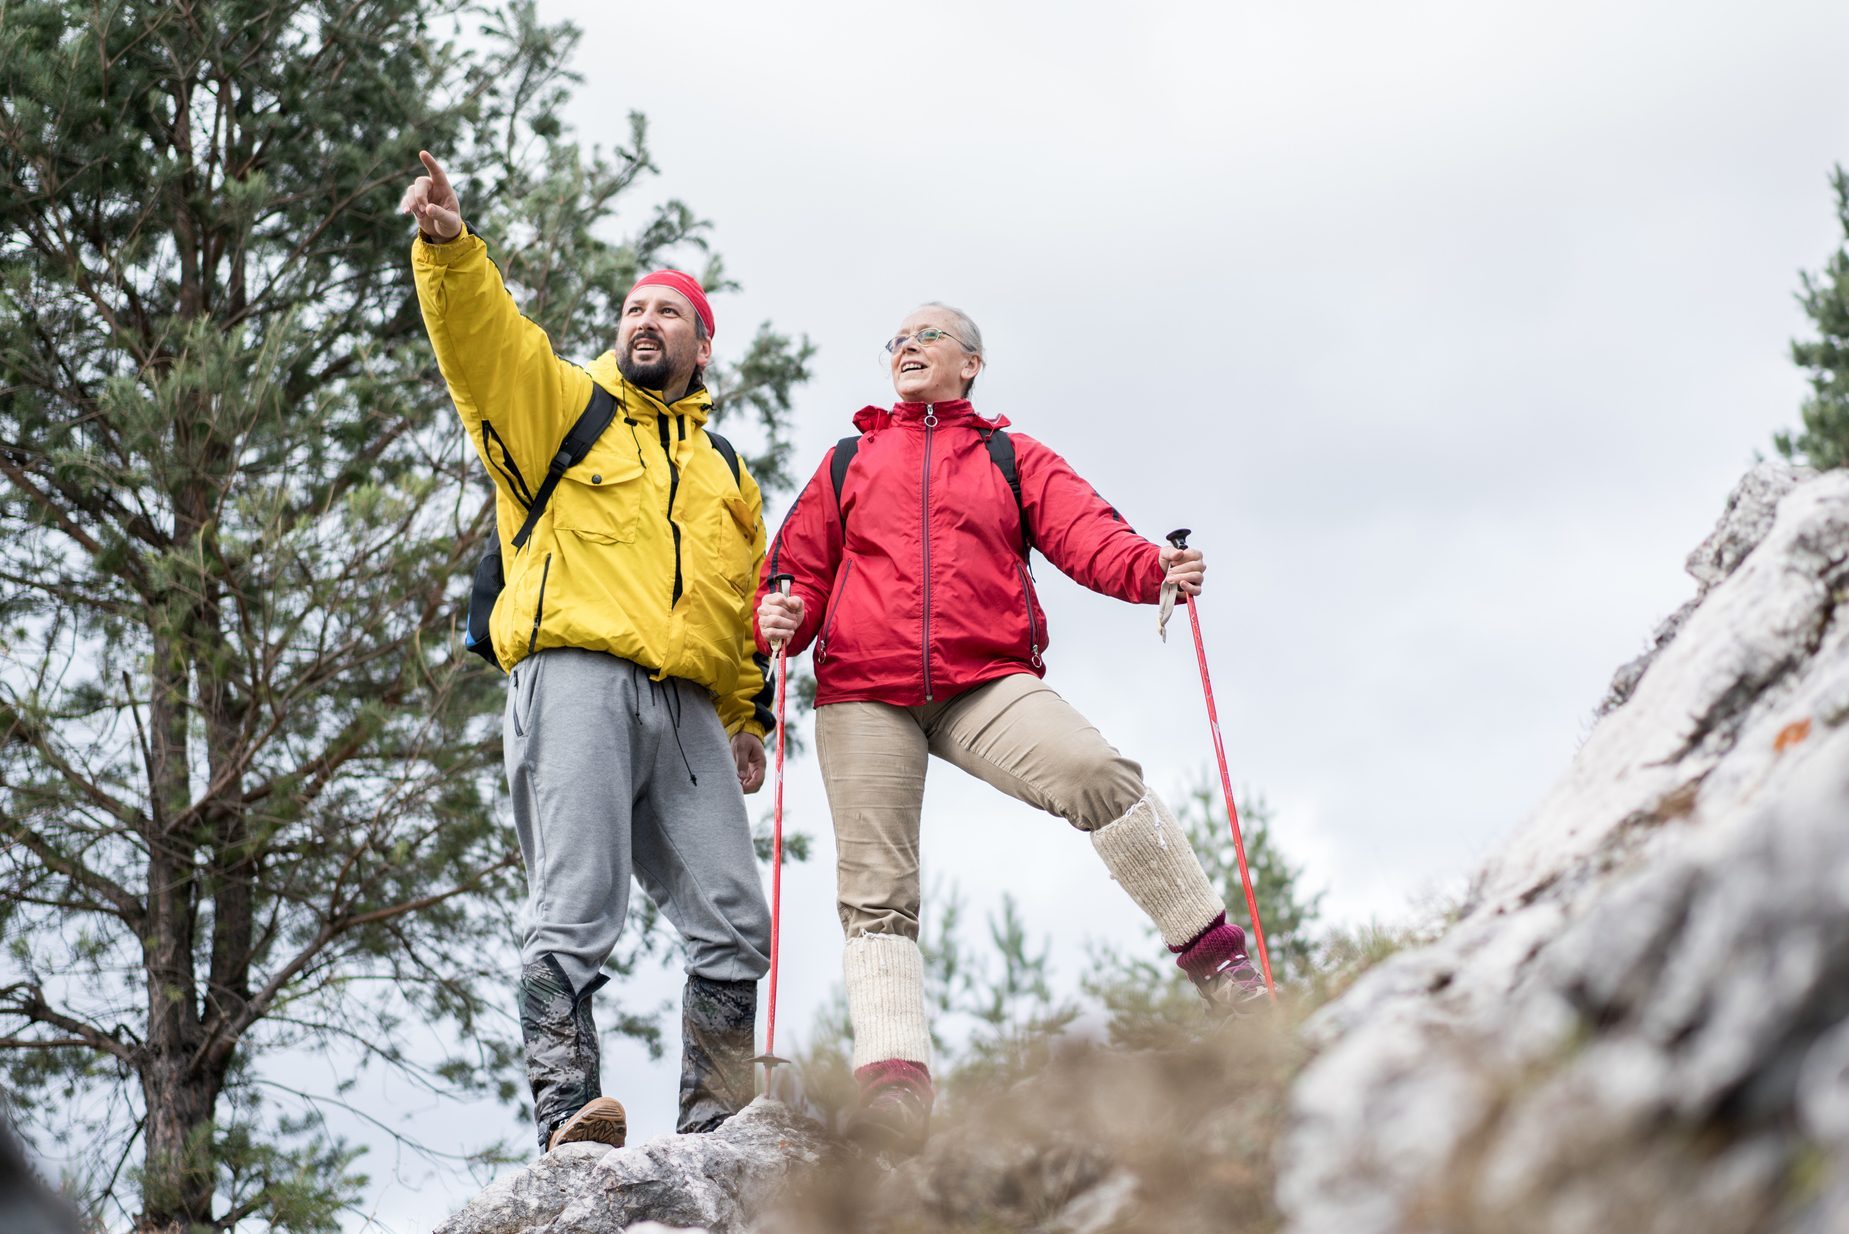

{"left": 764, "top": 1004, "right": 1309, "bottom": 1234}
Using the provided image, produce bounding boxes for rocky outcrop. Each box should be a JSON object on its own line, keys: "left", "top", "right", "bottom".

{"left": 1600, "top": 462, "right": 1814, "bottom": 714}
{"left": 435, "top": 466, "right": 1849, "bottom": 1234}
{"left": 1279, "top": 466, "right": 1849, "bottom": 1234}
{"left": 434, "top": 1099, "right": 828, "bottom": 1234}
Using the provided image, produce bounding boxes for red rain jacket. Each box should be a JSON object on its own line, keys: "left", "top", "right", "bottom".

{"left": 756, "top": 399, "right": 1166, "bottom": 707}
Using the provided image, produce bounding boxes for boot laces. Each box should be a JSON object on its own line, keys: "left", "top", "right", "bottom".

{"left": 1195, "top": 953, "right": 1268, "bottom": 1011}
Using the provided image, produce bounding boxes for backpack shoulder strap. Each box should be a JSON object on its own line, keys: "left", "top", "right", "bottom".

{"left": 511, "top": 384, "right": 619, "bottom": 550}
{"left": 984, "top": 429, "right": 1031, "bottom": 558}
{"left": 830, "top": 434, "right": 863, "bottom": 537}
{"left": 706, "top": 428, "right": 742, "bottom": 483}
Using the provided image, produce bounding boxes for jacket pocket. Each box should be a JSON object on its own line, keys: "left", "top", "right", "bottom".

{"left": 1017, "top": 560, "right": 1044, "bottom": 669}
{"left": 718, "top": 495, "right": 757, "bottom": 596}
{"left": 815, "top": 559, "right": 856, "bottom": 664}
{"left": 509, "top": 649, "right": 546, "bottom": 737}
{"left": 722, "top": 494, "right": 755, "bottom": 537}
{"left": 550, "top": 446, "right": 648, "bottom": 544}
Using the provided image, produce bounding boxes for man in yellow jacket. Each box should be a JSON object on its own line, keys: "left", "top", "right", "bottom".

{"left": 403, "top": 151, "right": 773, "bottom": 1154}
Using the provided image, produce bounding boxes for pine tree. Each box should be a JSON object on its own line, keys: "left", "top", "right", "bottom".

{"left": 0, "top": 2, "right": 809, "bottom": 1229}
{"left": 1778, "top": 165, "right": 1849, "bottom": 469}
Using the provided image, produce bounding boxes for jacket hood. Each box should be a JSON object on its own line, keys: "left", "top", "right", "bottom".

{"left": 851, "top": 400, "right": 1011, "bottom": 433}
{"left": 588, "top": 351, "right": 713, "bottom": 423}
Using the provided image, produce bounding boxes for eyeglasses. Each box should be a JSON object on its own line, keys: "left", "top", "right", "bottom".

{"left": 883, "top": 327, "right": 971, "bottom": 354}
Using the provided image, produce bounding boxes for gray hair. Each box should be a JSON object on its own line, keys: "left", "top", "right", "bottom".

{"left": 916, "top": 302, "right": 983, "bottom": 393}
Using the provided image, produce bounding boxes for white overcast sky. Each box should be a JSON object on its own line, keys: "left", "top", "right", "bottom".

{"left": 351, "top": 1, "right": 1849, "bottom": 1226}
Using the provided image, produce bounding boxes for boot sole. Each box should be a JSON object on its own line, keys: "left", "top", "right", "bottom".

{"left": 549, "top": 1097, "right": 628, "bottom": 1151}
{"left": 845, "top": 1103, "right": 929, "bottom": 1158}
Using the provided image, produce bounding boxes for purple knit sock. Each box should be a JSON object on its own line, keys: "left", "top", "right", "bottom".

{"left": 855, "top": 1058, "right": 933, "bottom": 1104}
{"left": 1171, "top": 912, "right": 1249, "bottom": 981}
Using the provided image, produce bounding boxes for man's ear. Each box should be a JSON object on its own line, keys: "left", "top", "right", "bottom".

{"left": 963, "top": 354, "right": 983, "bottom": 382}
{"left": 695, "top": 335, "right": 714, "bottom": 371}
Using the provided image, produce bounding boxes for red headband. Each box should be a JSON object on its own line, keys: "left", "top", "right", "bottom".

{"left": 629, "top": 269, "right": 715, "bottom": 339}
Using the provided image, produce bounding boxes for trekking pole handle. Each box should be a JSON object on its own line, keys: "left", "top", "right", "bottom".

{"left": 1166, "top": 528, "right": 1192, "bottom": 551}
{"left": 767, "top": 573, "right": 795, "bottom": 653}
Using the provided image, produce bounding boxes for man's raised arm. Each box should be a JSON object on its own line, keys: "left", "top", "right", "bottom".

{"left": 402, "top": 150, "right": 589, "bottom": 478}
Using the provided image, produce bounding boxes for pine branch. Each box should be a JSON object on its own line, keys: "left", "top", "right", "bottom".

{"left": 1, "top": 813, "right": 143, "bottom": 925}
{"left": 0, "top": 985, "right": 137, "bottom": 1064}
{"left": 193, "top": 851, "right": 520, "bottom": 1075}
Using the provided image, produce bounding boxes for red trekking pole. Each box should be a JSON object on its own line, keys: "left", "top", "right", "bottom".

{"left": 1166, "top": 530, "right": 1277, "bottom": 1001}
{"left": 752, "top": 573, "right": 795, "bottom": 1082}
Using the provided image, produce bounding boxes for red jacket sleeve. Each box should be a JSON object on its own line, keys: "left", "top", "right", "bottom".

{"left": 1014, "top": 434, "right": 1166, "bottom": 603}
{"left": 755, "top": 449, "right": 845, "bottom": 656}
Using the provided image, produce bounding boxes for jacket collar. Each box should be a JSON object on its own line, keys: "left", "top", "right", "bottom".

{"left": 588, "top": 351, "right": 712, "bottom": 423}
{"left": 853, "top": 399, "right": 1010, "bottom": 433}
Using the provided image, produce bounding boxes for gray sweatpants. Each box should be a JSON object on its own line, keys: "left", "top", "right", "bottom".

{"left": 505, "top": 647, "right": 772, "bottom": 994}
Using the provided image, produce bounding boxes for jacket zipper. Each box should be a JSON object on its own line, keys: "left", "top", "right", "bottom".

{"left": 1016, "top": 560, "right": 1043, "bottom": 669}
{"left": 527, "top": 552, "right": 553, "bottom": 655}
{"left": 920, "top": 404, "right": 936, "bottom": 701}
{"left": 816, "top": 559, "right": 855, "bottom": 663}
{"left": 659, "top": 413, "right": 685, "bottom": 605}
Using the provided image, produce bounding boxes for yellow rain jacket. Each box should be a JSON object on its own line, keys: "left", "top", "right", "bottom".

{"left": 412, "top": 230, "right": 771, "bottom": 739}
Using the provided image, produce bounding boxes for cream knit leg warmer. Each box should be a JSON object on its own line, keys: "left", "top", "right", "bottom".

{"left": 843, "top": 933, "right": 932, "bottom": 1071}
{"left": 1090, "top": 792, "right": 1227, "bottom": 948}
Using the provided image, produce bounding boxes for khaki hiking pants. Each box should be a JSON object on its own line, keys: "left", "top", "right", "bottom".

{"left": 816, "top": 672, "right": 1146, "bottom": 940}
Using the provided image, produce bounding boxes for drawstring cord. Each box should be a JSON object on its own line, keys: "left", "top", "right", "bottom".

{"left": 666, "top": 680, "right": 698, "bottom": 786}
{"left": 625, "top": 661, "right": 698, "bottom": 785}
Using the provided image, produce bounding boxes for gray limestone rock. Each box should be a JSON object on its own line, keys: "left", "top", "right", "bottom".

{"left": 1601, "top": 460, "right": 1813, "bottom": 715}
{"left": 1280, "top": 466, "right": 1849, "bottom": 1234}
{"left": 433, "top": 1099, "right": 827, "bottom": 1234}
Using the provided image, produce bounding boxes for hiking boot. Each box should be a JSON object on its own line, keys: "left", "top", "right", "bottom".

{"left": 678, "top": 974, "right": 758, "bottom": 1134}
{"left": 1174, "top": 914, "right": 1269, "bottom": 1016}
{"left": 519, "top": 954, "right": 615, "bottom": 1154}
{"left": 846, "top": 1059, "right": 933, "bottom": 1157}
{"left": 548, "top": 1096, "right": 628, "bottom": 1150}
{"left": 1192, "top": 954, "right": 1270, "bottom": 1015}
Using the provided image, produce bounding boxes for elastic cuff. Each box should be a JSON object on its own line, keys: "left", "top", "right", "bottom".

{"left": 1172, "top": 913, "right": 1250, "bottom": 981}
{"left": 412, "top": 226, "right": 482, "bottom": 265}
{"left": 844, "top": 933, "right": 931, "bottom": 1070}
{"left": 855, "top": 1058, "right": 933, "bottom": 1102}
{"left": 1090, "top": 792, "right": 1225, "bottom": 948}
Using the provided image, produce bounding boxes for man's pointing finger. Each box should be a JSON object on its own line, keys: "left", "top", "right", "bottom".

{"left": 418, "top": 150, "right": 450, "bottom": 195}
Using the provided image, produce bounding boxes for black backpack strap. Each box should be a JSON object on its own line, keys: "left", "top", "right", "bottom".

{"left": 706, "top": 428, "right": 742, "bottom": 484}
{"left": 983, "top": 428, "right": 1031, "bottom": 558}
{"left": 830, "top": 434, "right": 863, "bottom": 538}
{"left": 510, "top": 385, "right": 619, "bottom": 550}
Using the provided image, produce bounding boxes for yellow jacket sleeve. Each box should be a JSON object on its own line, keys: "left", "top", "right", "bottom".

{"left": 411, "top": 230, "right": 592, "bottom": 495}
{"left": 720, "top": 459, "right": 773, "bottom": 741}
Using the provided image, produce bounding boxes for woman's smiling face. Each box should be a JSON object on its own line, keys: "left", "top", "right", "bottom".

{"left": 888, "top": 307, "right": 982, "bottom": 404}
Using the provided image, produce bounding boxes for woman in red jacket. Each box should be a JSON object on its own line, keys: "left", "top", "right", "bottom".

{"left": 756, "top": 302, "right": 1261, "bottom": 1151}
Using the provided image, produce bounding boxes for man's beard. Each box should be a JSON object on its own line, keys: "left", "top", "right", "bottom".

{"left": 617, "top": 334, "right": 682, "bottom": 390}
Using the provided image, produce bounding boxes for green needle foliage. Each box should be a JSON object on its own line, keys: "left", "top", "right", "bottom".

{"left": 0, "top": 2, "right": 808, "bottom": 1230}
{"left": 1778, "top": 165, "right": 1849, "bottom": 470}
